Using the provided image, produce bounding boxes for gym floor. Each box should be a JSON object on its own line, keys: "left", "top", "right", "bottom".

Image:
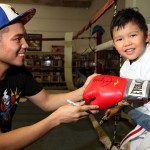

{"left": 12, "top": 90, "right": 134, "bottom": 150}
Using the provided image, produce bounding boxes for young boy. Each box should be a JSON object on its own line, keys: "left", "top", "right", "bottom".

{"left": 105, "top": 8, "right": 150, "bottom": 149}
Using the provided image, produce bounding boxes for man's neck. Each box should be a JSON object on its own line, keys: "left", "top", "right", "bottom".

{"left": 0, "top": 63, "right": 9, "bottom": 80}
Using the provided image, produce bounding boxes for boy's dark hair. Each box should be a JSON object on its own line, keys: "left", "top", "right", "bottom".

{"left": 110, "top": 8, "right": 148, "bottom": 39}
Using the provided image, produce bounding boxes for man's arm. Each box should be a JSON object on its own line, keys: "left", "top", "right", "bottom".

{"left": 0, "top": 114, "right": 59, "bottom": 149}
{"left": 0, "top": 100, "right": 98, "bottom": 150}
{"left": 27, "top": 73, "right": 99, "bottom": 112}
{"left": 0, "top": 73, "right": 100, "bottom": 149}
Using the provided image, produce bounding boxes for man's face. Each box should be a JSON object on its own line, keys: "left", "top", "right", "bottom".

{"left": 0, "top": 22, "right": 28, "bottom": 67}
{"left": 112, "top": 22, "right": 147, "bottom": 61}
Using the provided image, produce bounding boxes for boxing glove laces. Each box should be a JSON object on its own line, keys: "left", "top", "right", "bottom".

{"left": 83, "top": 75, "right": 150, "bottom": 110}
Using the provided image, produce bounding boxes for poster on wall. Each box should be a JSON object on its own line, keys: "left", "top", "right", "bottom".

{"left": 27, "top": 34, "right": 42, "bottom": 51}
{"left": 51, "top": 45, "right": 64, "bottom": 52}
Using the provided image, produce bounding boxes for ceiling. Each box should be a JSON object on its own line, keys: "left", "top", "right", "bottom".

{"left": 6, "top": 0, "right": 93, "bottom": 8}
{"left": 45, "top": 0, "right": 93, "bottom": 8}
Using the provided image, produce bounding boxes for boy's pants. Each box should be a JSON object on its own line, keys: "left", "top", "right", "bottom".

{"left": 120, "top": 125, "right": 150, "bottom": 150}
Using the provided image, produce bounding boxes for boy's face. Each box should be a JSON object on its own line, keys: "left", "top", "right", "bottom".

{"left": 112, "top": 22, "right": 147, "bottom": 60}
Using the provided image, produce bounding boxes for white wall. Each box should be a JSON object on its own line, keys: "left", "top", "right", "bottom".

{"left": 89, "top": 0, "right": 125, "bottom": 43}
{"left": 7, "top": 1, "right": 150, "bottom": 53}
{"left": 8, "top": 3, "right": 90, "bottom": 52}
{"left": 8, "top": 1, "right": 125, "bottom": 53}
{"left": 126, "top": 0, "right": 150, "bottom": 24}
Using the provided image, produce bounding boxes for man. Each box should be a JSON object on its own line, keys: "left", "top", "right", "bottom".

{"left": 0, "top": 4, "right": 99, "bottom": 149}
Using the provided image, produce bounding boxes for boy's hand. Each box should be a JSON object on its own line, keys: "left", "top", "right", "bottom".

{"left": 105, "top": 105, "right": 121, "bottom": 119}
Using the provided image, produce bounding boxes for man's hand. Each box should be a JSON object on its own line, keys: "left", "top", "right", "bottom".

{"left": 52, "top": 101, "right": 99, "bottom": 124}
{"left": 82, "top": 73, "right": 99, "bottom": 90}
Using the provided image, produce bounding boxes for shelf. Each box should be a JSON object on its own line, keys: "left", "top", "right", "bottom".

{"left": 96, "top": 50, "right": 120, "bottom": 75}
{"left": 24, "top": 52, "right": 96, "bottom": 89}
{"left": 25, "top": 52, "right": 66, "bottom": 89}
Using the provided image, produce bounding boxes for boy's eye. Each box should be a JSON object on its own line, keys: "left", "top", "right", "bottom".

{"left": 116, "top": 38, "right": 122, "bottom": 42}
{"left": 130, "top": 34, "right": 136, "bottom": 37}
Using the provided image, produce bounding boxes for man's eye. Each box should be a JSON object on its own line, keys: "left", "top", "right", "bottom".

{"left": 15, "top": 37, "right": 21, "bottom": 41}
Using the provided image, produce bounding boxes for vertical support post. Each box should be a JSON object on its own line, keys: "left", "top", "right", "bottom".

{"left": 64, "top": 32, "right": 75, "bottom": 90}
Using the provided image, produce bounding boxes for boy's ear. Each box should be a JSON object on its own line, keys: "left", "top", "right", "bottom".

{"left": 146, "top": 30, "right": 150, "bottom": 42}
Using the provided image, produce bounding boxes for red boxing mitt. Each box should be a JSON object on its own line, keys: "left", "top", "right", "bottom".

{"left": 83, "top": 75, "right": 150, "bottom": 110}
{"left": 83, "top": 75, "right": 128, "bottom": 110}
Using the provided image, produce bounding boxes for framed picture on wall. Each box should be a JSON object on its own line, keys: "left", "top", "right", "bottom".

{"left": 27, "top": 34, "right": 42, "bottom": 51}
{"left": 51, "top": 45, "right": 64, "bottom": 52}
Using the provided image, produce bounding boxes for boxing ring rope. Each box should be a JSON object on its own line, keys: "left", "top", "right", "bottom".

{"left": 73, "top": 0, "right": 115, "bottom": 39}
{"left": 65, "top": 0, "right": 118, "bottom": 150}
{"left": 81, "top": 40, "right": 113, "bottom": 54}
{"left": 26, "top": 0, "right": 119, "bottom": 148}
{"left": 69, "top": 0, "right": 119, "bottom": 149}
{"left": 63, "top": 0, "right": 116, "bottom": 91}
{"left": 64, "top": 0, "right": 117, "bottom": 91}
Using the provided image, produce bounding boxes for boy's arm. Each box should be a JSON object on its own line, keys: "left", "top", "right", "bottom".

{"left": 105, "top": 105, "right": 122, "bottom": 119}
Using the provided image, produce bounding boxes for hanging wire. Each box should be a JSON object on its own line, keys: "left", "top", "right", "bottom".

{"left": 80, "top": 26, "right": 96, "bottom": 55}
{"left": 110, "top": 114, "right": 120, "bottom": 150}
{"left": 88, "top": 26, "right": 96, "bottom": 54}
{"left": 73, "top": 0, "right": 115, "bottom": 39}
{"left": 109, "top": 1, "right": 119, "bottom": 150}
{"left": 114, "top": 0, "right": 118, "bottom": 16}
